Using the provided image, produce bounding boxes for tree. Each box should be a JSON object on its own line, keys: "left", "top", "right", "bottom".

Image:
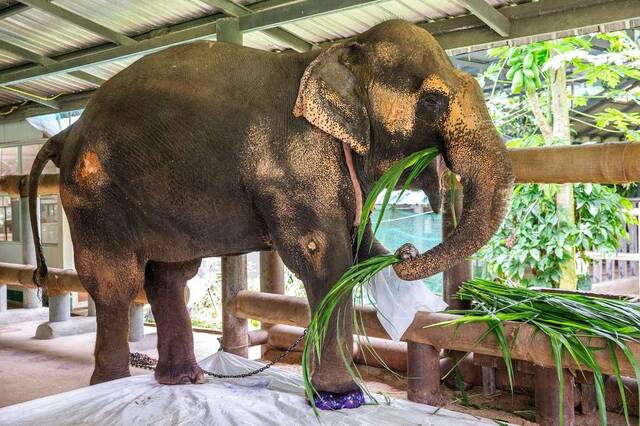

{"left": 477, "top": 32, "right": 638, "bottom": 288}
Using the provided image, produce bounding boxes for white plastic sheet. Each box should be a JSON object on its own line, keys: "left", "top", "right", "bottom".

{"left": 368, "top": 266, "right": 448, "bottom": 341}
{"left": 0, "top": 352, "right": 495, "bottom": 425}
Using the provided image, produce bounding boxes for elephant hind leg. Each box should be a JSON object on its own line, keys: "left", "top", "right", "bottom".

{"left": 74, "top": 246, "right": 146, "bottom": 385}
{"left": 144, "top": 258, "right": 204, "bottom": 385}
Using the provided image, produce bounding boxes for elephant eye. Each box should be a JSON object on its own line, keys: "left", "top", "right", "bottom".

{"left": 419, "top": 92, "right": 444, "bottom": 109}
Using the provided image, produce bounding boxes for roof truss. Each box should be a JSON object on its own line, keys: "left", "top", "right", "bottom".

{"left": 0, "top": 0, "right": 639, "bottom": 120}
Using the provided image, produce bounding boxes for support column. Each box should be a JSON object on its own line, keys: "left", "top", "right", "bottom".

{"left": 0, "top": 284, "right": 6, "bottom": 312}
{"left": 128, "top": 303, "right": 145, "bottom": 342}
{"left": 48, "top": 293, "right": 70, "bottom": 322}
{"left": 221, "top": 255, "right": 249, "bottom": 357}
{"left": 20, "top": 197, "right": 41, "bottom": 308}
{"left": 87, "top": 296, "right": 96, "bottom": 317}
{"left": 535, "top": 366, "right": 575, "bottom": 426}
{"left": 260, "top": 250, "right": 285, "bottom": 355}
{"left": 441, "top": 180, "right": 471, "bottom": 310}
{"left": 407, "top": 342, "right": 442, "bottom": 405}
{"left": 217, "top": 17, "right": 248, "bottom": 358}
{"left": 35, "top": 198, "right": 96, "bottom": 339}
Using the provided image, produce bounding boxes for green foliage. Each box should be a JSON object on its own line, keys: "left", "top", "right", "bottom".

{"left": 433, "top": 278, "right": 640, "bottom": 426}
{"left": 479, "top": 183, "right": 635, "bottom": 287}
{"left": 593, "top": 108, "right": 640, "bottom": 141}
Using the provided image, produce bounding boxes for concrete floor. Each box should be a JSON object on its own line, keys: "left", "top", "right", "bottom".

{"left": 0, "top": 309, "right": 220, "bottom": 408}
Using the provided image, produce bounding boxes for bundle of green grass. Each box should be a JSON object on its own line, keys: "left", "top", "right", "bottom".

{"left": 440, "top": 279, "right": 640, "bottom": 426}
{"left": 301, "top": 146, "right": 640, "bottom": 426}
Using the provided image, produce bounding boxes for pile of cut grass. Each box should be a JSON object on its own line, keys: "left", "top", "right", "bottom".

{"left": 434, "top": 278, "right": 640, "bottom": 426}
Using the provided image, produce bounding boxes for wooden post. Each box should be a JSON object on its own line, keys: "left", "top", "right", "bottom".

{"left": 442, "top": 178, "right": 471, "bottom": 310}
{"left": 407, "top": 342, "right": 442, "bottom": 405}
{"left": 482, "top": 366, "right": 497, "bottom": 395}
{"left": 260, "top": 250, "right": 284, "bottom": 355}
{"left": 221, "top": 255, "right": 249, "bottom": 357}
{"left": 535, "top": 366, "right": 575, "bottom": 426}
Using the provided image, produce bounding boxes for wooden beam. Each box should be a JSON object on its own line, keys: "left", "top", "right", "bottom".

{"left": 510, "top": 142, "right": 640, "bottom": 184}
{"left": 200, "top": 0, "right": 312, "bottom": 52}
{"left": 234, "top": 290, "right": 640, "bottom": 378}
{"left": 0, "top": 261, "right": 148, "bottom": 303}
{"left": 18, "top": 0, "right": 137, "bottom": 46}
{"left": 455, "top": 0, "right": 510, "bottom": 36}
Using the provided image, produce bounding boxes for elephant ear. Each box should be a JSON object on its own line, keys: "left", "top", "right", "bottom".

{"left": 293, "top": 44, "right": 370, "bottom": 154}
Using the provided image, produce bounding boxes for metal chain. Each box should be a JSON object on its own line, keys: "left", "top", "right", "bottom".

{"left": 130, "top": 328, "right": 307, "bottom": 379}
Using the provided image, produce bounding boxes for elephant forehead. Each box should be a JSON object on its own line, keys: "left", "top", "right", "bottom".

{"left": 371, "top": 41, "right": 403, "bottom": 67}
{"left": 369, "top": 82, "right": 418, "bottom": 136}
{"left": 421, "top": 75, "right": 450, "bottom": 95}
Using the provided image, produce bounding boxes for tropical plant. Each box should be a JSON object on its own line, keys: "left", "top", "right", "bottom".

{"left": 479, "top": 31, "right": 639, "bottom": 288}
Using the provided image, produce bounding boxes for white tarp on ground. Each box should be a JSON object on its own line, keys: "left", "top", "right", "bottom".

{"left": 0, "top": 352, "right": 495, "bottom": 425}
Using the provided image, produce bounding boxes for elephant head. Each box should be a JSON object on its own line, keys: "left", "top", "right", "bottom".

{"left": 294, "top": 20, "right": 513, "bottom": 281}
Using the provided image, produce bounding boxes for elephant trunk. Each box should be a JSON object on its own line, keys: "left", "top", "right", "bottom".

{"left": 394, "top": 167, "right": 512, "bottom": 281}
{"left": 394, "top": 78, "right": 514, "bottom": 281}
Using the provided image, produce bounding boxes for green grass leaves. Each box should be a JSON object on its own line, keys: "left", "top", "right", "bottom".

{"left": 356, "top": 147, "right": 440, "bottom": 252}
{"left": 303, "top": 147, "right": 440, "bottom": 413}
{"left": 438, "top": 278, "right": 640, "bottom": 426}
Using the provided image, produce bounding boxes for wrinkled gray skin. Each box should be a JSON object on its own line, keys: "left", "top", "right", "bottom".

{"left": 29, "top": 20, "right": 513, "bottom": 394}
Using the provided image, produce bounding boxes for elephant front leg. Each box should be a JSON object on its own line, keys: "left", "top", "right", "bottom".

{"left": 273, "top": 228, "right": 364, "bottom": 410}
{"left": 144, "top": 259, "right": 205, "bottom": 385}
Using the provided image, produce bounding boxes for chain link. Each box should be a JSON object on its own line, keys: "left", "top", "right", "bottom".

{"left": 130, "top": 328, "right": 307, "bottom": 379}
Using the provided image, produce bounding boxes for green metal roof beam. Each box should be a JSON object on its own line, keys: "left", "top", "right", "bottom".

{"left": 18, "top": 0, "right": 137, "bottom": 46}
{"left": 0, "top": 86, "right": 61, "bottom": 110}
{"left": 455, "top": 0, "right": 511, "bottom": 37}
{"left": 0, "top": 3, "right": 29, "bottom": 19}
{"left": 1, "top": 0, "right": 639, "bottom": 89}
{"left": 0, "top": 40, "right": 106, "bottom": 86}
{"left": 200, "top": 0, "right": 312, "bottom": 52}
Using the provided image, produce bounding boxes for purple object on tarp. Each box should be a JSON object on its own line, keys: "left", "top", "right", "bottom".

{"left": 312, "top": 388, "right": 365, "bottom": 410}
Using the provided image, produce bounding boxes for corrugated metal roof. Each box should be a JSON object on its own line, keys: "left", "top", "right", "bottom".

{"left": 0, "top": 0, "right": 634, "bottom": 114}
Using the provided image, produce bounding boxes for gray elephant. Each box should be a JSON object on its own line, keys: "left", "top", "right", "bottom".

{"left": 28, "top": 19, "right": 512, "bottom": 409}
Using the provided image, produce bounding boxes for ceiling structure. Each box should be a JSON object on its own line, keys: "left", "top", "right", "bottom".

{"left": 0, "top": 0, "right": 638, "bottom": 127}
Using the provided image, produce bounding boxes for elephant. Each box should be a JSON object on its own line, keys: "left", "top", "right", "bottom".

{"left": 28, "top": 19, "right": 513, "bottom": 408}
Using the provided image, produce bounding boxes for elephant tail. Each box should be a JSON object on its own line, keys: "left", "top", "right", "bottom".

{"left": 29, "top": 130, "right": 66, "bottom": 287}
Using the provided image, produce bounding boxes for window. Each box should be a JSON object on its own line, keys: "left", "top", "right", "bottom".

{"left": 0, "top": 196, "right": 19, "bottom": 241}
{"left": 40, "top": 196, "right": 59, "bottom": 245}
{"left": 21, "top": 144, "right": 59, "bottom": 175}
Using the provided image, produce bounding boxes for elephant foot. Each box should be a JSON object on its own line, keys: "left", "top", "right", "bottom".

{"left": 155, "top": 360, "right": 205, "bottom": 385}
{"left": 90, "top": 368, "right": 130, "bottom": 385}
{"left": 311, "top": 388, "right": 365, "bottom": 410}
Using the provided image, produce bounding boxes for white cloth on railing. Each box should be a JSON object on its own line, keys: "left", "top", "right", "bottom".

{"left": 368, "top": 266, "right": 448, "bottom": 341}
